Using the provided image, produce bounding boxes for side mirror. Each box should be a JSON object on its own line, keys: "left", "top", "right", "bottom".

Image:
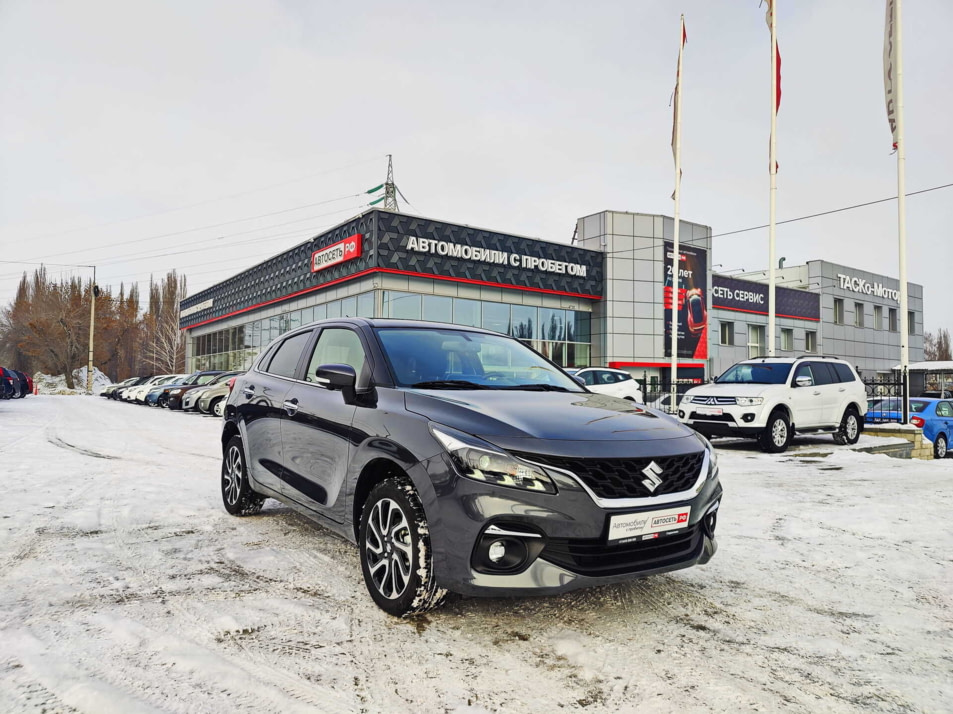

{"left": 316, "top": 364, "right": 357, "bottom": 403}
{"left": 795, "top": 376, "right": 813, "bottom": 388}
{"left": 571, "top": 375, "right": 586, "bottom": 386}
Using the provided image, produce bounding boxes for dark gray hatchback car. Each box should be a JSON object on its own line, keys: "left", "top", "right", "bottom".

{"left": 221, "top": 318, "right": 723, "bottom": 616}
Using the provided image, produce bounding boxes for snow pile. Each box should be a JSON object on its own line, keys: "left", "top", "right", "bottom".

{"left": 33, "top": 366, "right": 112, "bottom": 395}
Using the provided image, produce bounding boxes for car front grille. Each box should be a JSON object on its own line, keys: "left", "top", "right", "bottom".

{"left": 688, "top": 396, "right": 737, "bottom": 405}
{"left": 511, "top": 451, "right": 705, "bottom": 499}
{"left": 541, "top": 526, "right": 702, "bottom": 576}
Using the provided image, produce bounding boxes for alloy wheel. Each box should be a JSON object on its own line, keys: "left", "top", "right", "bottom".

{"left": 223, "top": 444, "right": 242, "bottom": 506}
{"left": 845, "top": 414, "right": 859, "bottom": 441}
{"left": 364, "top": 498, "right": 413, "bottom": 600}
{"left": 772, "top": 418, "right": 788, "bottom": 447}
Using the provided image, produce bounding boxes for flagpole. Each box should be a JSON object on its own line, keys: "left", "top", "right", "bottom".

{"left": 894, "top": 0, "right": 910, "bottom": 419}
{"left": 767, "top": 1, "right": 778, "bottom": 357}
{"left": 670, "top": 14, "right": 685, "bottom": 409}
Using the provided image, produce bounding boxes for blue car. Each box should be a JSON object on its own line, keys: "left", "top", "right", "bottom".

{"left": 910, "top": 398, "right": 953, "bottom": 459}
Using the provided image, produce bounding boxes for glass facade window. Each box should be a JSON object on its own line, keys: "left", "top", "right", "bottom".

{"left": 889, "top": 308, "right": 898, "bottom": 332}
{"left": 781, "top": 328, "right": 794, "bottom": 351}
{"left": 454, "top": 298, "right": 480, "bottom": 327}
{"left": 908, "top": 310, "right": 915, "bottom": 335}
{"left": 538, "top": 308, "right": 566, "bottom": 341}
{"left": 511, "top": 305, "right": 536, "bottom": 339}
{"left": 422, "top": 295, "right": 453, "bottom": 323}
{"left": 805, "top": 330, "right": 817, "bottom": 353}
{"left": 482, "top": 302, "right": 509, "bottom": 334}
{"left": 834, "top": 298, "right": 844, "bottom": 324}
{"left": 854, "top": 302, "right": 864, "bottom": 328}
{"left": 874, "top": 305, "right": 883, "bottom": 330}
{"left": 720, "top": 321, "right": 734, "bottom": 346}
{"left": 190, "top": 289, "right": 591, "bottom": 372}
{"left": 384, "top": 291, "right": 421, "bottom": 320}
{"left": 357, "top": 292, "right": 374, "bottom": 317}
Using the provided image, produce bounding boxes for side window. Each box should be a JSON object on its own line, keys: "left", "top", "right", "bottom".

{"left": 809, "top": 362, "right": 836, "bottom": 386}
{"left": 832, "top": 363, "right": 856, "bottom": 383}
{"left": 937, "top": 402, "right": 953, "bottom": 418}
{"left": 263, "top": 331, "right": 313, "bottom": 378}
{"left": 617, "top": 372, "right": 633, "bottom": 383}
{"left": 305, "top": 328, "right": 367, "bottom": 383}
{"left": 793, "top": 363, "right": 814, "bottom": 385}
{"left": 580, "top": 371, "right": 596, "bottom": 386}
{"left": 599, "top": 371, "right": 615, "bottom": 385}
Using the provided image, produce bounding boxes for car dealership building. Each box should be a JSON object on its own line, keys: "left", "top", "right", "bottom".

{"left": 179, "top": 208, "right": 924, "bottom": 382}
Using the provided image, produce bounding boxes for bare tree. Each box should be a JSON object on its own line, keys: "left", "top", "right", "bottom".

{"left": 143, "top": 271, "right": 186, "bottom": 374}
{"left": 937, "top": 328, "right": 952, "bottom": 361}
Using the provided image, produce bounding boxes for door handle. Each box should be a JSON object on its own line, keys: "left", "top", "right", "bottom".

{"left": 813, "top": 391, "right": 821, "bottom": 396}
{"left": 242, "top": 385, "right": 255, "bottom": 398}
{"left": 838, "top": 387, "right": 846, "bottom": 392}
{"left": 283, "top": 398, "right": 299, "bottom": 416}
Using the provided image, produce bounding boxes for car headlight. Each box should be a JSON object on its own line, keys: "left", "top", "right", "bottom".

{"left": 171, "top": 389, "right": 182, "bottom": 395}
{"left": 682, "top": 395, "right": 695, "bottom": 404}
{"left": 695, "top": 432, "right": 719, "bottom": 481}
{"left": 431, "top": 425, "right": 556, "bottom": 494}
{"left": 735, "top": 397, "right": 763, "bottom": 406}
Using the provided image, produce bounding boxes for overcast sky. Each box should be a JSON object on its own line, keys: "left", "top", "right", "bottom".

{"left": 1, "top": 0, "right": 950, "bottom": 332}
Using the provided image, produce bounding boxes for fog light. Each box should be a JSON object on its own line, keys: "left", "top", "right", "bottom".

{"left": 742, "top": 413, "right": 756, "bottom": 423}
{"left": 678, "top": 410, "right": 685, "bottom": 419}
{"left": 488, "top": 540, "right": 506, "bottom": 563}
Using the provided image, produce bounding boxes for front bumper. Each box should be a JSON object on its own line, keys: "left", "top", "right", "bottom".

{"left": 415, "top": 450, "right": 722, "bottom": 597}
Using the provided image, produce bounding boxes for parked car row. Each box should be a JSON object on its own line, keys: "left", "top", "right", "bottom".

{"left": 100, "top": 370, "right": 242, "bottom": 415}
{"left": 1, "top": 367, "right": 33, "bottom": 399}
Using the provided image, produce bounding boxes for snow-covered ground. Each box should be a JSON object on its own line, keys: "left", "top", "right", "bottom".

{"left": 0, "top": 396, "right": 950, "bottom": 713}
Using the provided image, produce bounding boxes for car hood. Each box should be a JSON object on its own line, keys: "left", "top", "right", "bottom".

{"left": 403, "top": 389, "right": 697, "bottom": 443}
{"left": 687, "top": 383, "right": 779, "bottom": 399}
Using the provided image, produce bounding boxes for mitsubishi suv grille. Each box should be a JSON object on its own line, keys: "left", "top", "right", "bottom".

{"left": 510, "top": 452, "right": 705, "bottom": 499}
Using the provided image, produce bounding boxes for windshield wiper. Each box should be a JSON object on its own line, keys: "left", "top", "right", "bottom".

{"left": 498, "top": 384, "right": 573, "bottom": 392}
{"left": 410, "top": 380, "right": 492, "bottom": 390}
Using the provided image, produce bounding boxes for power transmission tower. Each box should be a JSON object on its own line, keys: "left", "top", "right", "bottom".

{"left": 368, "top": 154, "right": 415, "bottom": 212}
{"left": 383, "top": 154, "right": 399, "bottom": 210}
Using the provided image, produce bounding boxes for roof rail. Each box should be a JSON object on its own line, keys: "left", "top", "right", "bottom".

{"left": 795, "top": 355, "right": 841, "bottom": 360}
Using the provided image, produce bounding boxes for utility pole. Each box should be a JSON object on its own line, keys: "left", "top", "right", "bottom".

{"left": 383, "top": 154, "right": 399, "bottom": 210}
{"left": 86, "top": 266, "right": 97, "bottom": 394}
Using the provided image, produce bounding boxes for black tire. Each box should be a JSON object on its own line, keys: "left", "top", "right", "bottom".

{"left": 833, "top": 407, "right": 861, "bottom": 446}
{"left": 934, "top": 434, "right": 948, "bottom": 460}
{"left": 157, "top": 394, "right": 169, "bottom": 408}
{"left": 358, "top": 476, "right": 447, "bottom": 617}
{"left": 221, "top": 435, "right": 266, "bottom": 516}
{"left": 758, "top": 410, "right": 791, "bottom": 453}
{"left": 208, "top": 397, "right": 223, "bottom": 416}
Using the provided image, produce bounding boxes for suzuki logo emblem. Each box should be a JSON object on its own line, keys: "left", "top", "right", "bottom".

{"left": 641, "top": 461, "right": 664, "bottom": 492}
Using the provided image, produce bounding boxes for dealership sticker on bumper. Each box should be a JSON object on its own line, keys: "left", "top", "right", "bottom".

{"left": 695, "top": 406, "right": 723, "bottom": 416}
{"left": 608, "top": 506, "right": 691, "bottom": 543}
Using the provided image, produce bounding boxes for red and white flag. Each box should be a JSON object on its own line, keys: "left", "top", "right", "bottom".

{"left": 670, "top": 17, "right": 686, "bottom": 199}
{"left": 883, "top": 0, "right": 898, "bottom": 150}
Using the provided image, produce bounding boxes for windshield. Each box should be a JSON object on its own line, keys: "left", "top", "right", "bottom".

{"left": 715, "top": 362, "right": 793, "bottom": 385}
{"left": 375, "top": 327, "right": 584, "bottom": 392}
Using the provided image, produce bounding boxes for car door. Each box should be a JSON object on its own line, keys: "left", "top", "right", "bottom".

{"left": 808, "top": 362, "right": 842, "bottom": 427}
{"left": 789, "top": 363, "right": 823, "bottom": 427}
{"left": 236, "top": 331, "right": 313, "bottom": 494}
{"left": 279, "top": 326, "right": 369, "bottom": 523}
{"left": 932, "top": 401, "right": 953, "bottom": 444}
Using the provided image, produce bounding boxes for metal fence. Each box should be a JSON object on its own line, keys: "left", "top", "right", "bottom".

{"left": 636, "top": 376, "right": 708, "bottom": 415}
{"left": 862, "top": 369, "right": 909, "bottom": 424}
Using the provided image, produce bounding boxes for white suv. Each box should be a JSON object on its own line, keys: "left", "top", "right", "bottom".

{"left": 679, "top": 357, "right": 867, "bottom": 453}
{"left": 567, "top": 367, "right": 643, "bottom": 402}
